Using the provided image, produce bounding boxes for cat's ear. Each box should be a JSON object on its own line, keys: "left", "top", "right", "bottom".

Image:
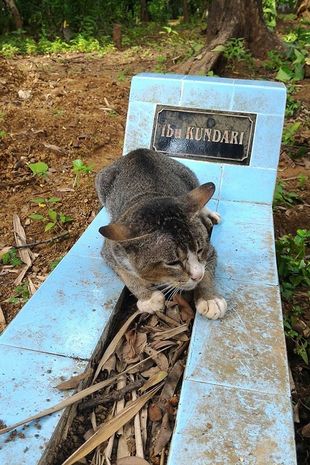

{"left": 99, "top": 223, "right": 134, "bottom": 241}
{"left": 183, "top": 182, "right": 215, "bottom": 216}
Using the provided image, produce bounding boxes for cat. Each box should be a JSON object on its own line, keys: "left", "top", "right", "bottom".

{"left": 95, "top": 148, "right": 227, "bottom": 320}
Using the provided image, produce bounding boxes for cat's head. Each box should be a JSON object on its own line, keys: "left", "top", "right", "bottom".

{"left": 99, "top": 183, "right": 216, "bottom": 292}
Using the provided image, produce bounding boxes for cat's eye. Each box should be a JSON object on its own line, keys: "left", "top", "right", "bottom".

{"left": 165, "top": 260, "right": 182, "bottom": 267}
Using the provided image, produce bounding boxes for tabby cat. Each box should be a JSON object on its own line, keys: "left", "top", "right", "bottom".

{"left": 95, "top": 148, "right": 227, "bottom": 319}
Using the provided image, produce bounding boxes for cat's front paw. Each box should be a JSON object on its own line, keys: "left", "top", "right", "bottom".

{"left": 137, "top": 291, "right": 165, "bottom": 314}
{"left": 200, "top": 208, "right": 221, "bottom": 230}
{"left": 196, "top": 297, "right": 227, "bottom": 320}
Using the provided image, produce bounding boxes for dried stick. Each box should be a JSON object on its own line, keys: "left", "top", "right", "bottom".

{"left": 131, "top": 387, "right": 144, "bottom": 458}
{"left": 13, "top": 231, "right": 69, "bottom": 249}
{"left": 78, "top": 379, "right": 144, "bottom": 412}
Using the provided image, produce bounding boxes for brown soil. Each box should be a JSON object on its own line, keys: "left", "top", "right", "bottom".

{"left": 0, "top": 24, "right": 309, "bottom": 465}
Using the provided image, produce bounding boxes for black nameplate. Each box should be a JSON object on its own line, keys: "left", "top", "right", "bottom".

{"left": 151, "top": 106, "right": 256, "bottom": 165}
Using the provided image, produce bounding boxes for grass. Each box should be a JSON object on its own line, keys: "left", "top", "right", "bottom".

{"left": 273, "top": 181, "right": 300, "bottom": 206}
{"left": 276, "top": 229, "right": 310, "bottom": 363}
{"left": 1, "top": 248, "right": 22, "bottom": 267}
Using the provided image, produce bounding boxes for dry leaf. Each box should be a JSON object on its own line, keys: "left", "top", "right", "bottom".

{"left": 56, "top": 368, "right": 93, "bottom": 390}
{"left": 94, "top": 310, "right": 141, "bottom": 381}
{"left": 131, "top": 389, "right": 144, "bottom": 458}
{"left": 140, "top": 406, "right": 148, "bottom": 448}
{"left": 13, "top": 214, "right": 34, "bottom": 285}
{"left": 152, "top": 340, "right": 176, "bottom": 351}
{"left": 144, "top": 346, "right": 169, "bottom": 372}
{"left": 140, "top": 371, "right": 167, "bottom": 393}
{"left": 153, "top": 413, "right": 172, "bottom": 456}
{"left": 173, "top": 294, "right": 195, "bottom": 322}
{"left": 43, "top": 142, "right": 66, "bottom": 154}
{"left": 0, "top": 305, "right": 6, "bottom": 332}
{"left": 159, "top": 360, "right": 184, "bottom": 408}
{"left": 102, "top": 354, "right": 117, "bottom": 375}
{"left": 117, "top": 458, "right": 151, "bottom": 465}
{"left": 122, "top": 331, "right": 147, "bottom": 364}
{"left": 153, "top": 324, "right": 188, "bottom": 341}
{"left": 28, "top": 277, "right": 36, "bottom": 295}
{"left": 302, "top": 423, "right": 310, "bottom": 438}
{"left": 142, "top": 366, "right": 160, "bottom": 379}
{"left": 61, "top": 385, "right": 162, "bottom": 465}
{"left": 149, "top": 404, "right": 162, "bottom": 422}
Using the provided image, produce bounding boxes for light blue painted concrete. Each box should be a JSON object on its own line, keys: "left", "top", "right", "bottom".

{"left": 123, "top": 101, "right": 155, "bottom": 153}
{"left": 220, "top": 165, "right": 277, "bottom": 204}
{"left": 129, "top": 74, "right": 183, "bottom": 104}
{"left": 250, "top": 113, "right": 285, "bottom": 169}
{"left": 185, "top": 280, "right": 289, "bottom": 395}
{"left": 167, "top": 380, "right": 296, "bottom": 465}
{"left": 212, "top": 200, "right": 278, "bottom": 285}
{"left": 0, "top": 345, "right": 88, "bottom": 465}
{"left": 1, "top": 234, "right": 122, "bottom": 359}
{"left": 0, "top": 73, "right": 294, "bottom": 465}
{"left": 181, "top": 76, "right": 234, "bottom": 110}
{"left": 174, "top": 158, "right": 223, "bottom": 199}
{"left": 232, "top": 80, "right": 286, "bottom": 115}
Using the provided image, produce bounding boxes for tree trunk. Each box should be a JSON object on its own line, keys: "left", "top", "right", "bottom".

{"left": 3, "top": 0, "right": 23, "bottom": 30}
{"left": 140, "top": 0, "right": 149, "bottom": 22}
{"left": 183, "top": 0, "right": 189, "bottom": 23}
{"left": 172, "top": 0, "right": 283, "bottom": 75}
{"left": 113, "top": 23, "right": 122, "bottom": 50}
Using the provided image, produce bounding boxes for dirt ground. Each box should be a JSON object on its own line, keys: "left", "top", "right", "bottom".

{"left": 0, "top": 33, "right": 309, "bottom": 464}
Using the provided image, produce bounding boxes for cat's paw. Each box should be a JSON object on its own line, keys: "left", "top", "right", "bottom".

{"left": 200, "top": 208, "right": 221, "bottom": 229}
{"left": 208, "top": 210, "right": 221, "bottom": 225}
{"left": 196, "top": 297, "right": 227, "bottom": 320}
{"left": 137, "top": 291, "right": 165, "bottom": 314}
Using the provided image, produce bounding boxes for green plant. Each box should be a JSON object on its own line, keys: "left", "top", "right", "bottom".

{"left": 8, "top": 283, "right": 30, "bottom": 305}
{"left": 263, "top": 0, "right": 276, "bottom": 29}
{"left": 214, "top": 38, "right": 253, "bottom": 65}
{"left": 282, "top": 121, "right": 301, "bottom": 145}
{"left": 50, "top": 257, "right": 63, "bottom": 271}
{"left": 117, "top": 71, "right": 127, "bottom": 82}
{"left": 52, "top": 108, "right": 64, "bottom": 117}
{"left": 29, "top": 209, "right": 73, "bottom": 232}
{"left": 276, "top": 229, "right": 310, "bottom": 300}
{"left": 284, "top": 316, "right": 309, "bottom": 364}
{"left": 273, "top": 181, "right": 299, "bottom": 206}
{"left": 297, "top": 174, "right": 308, "bottom": 189}
{"left": 1, "top": 248, "right": 22, "bottom": 267}
{"left": 28, "top": 161, "right": 49, "bottom": 176}
{"left": 72, "top": 159, "right": 93, "bottom": 187}
{"left": 285, "top": 89, "right": 301, "bottom": 117}
{"left": 0, "top": 130, "right": 7, "bottom": 139}
{"left": 0, "top": 43, "right": 19, "bottom": 58}
{"left": 31, "top": 197, "right": 61, "bottom": 206}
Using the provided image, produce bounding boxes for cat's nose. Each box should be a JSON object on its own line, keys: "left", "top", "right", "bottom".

{"left": 190, "top": 272, "right": 203, "bottom": 281}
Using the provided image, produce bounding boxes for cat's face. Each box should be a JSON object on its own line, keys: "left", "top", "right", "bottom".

{"left": 99, "top": 182, "right": 216, "bottom": 293}
{"left": 119, "top": 217, "right": 210, "bottom": 291}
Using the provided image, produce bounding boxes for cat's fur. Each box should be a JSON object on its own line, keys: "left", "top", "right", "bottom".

{"left": 95, "top": 148, "right": 227, "bottom": 319}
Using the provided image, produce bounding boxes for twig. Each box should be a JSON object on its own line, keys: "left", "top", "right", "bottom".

{"left": 160, "top": 448, "right": 165, "bottom": 465}
{"left": 0, "top": 177, "right": 35, "bottom": 188}
{"left": 13, "top": 231, "right": 69, "bottom": 249}
{"left": 78, "top": 379, "right": 144, "bottom": 412}
{"left": 131, "top": 386, "right": 144, "bottom": 458}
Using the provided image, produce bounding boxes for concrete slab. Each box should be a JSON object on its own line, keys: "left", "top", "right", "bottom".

{"left": 0, "top": 345, "right": 88, "bottom": 465}
{"left": 168, "top": 379, "right": 296, "bottom": 465}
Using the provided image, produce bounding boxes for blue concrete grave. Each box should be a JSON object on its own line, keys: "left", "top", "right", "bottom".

{"left": 0, "top": 73, "right": 296, "bottom": 465}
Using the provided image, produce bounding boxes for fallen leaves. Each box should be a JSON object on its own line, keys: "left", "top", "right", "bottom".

{"left": 0, "top": 305, "right": 6, "bottom": 332}
{"left": 12, "top": 214, "right": 36, "bottom": 286}
{"left": 0, "top": 295, "right": 195, "bottom": 465}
